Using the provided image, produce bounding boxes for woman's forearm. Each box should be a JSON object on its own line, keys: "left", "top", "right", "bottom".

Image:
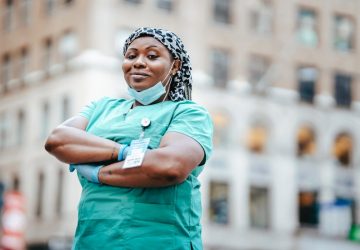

{"left": 98, "top": 149, "right": 188, "bottom": 188}
{"left": 45, "top": 125, "right": 120, "bottom": 164}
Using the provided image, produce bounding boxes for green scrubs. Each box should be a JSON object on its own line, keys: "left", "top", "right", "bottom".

{"left": 72, "top": 97, "right": 213, "bottom": 250}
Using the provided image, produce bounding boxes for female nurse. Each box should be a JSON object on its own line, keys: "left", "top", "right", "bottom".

{"left": 45, "top": 27, "right": 213, "bottom": 250}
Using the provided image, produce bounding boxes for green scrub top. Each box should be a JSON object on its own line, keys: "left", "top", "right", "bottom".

{"left": 72, "top": 97, "right": 213, "bottom": 250}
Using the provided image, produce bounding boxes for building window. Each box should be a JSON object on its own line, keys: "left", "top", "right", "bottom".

{"left": 59, "top": 31, "right": 78, "bottom": 62}
{"left": 334, "top": 73, "right": 352, "bottom": 107}
{"left": 3, "top": 0, "right": 14, "bottom": 32}
{"left": 248, "top": 55, "right": 270, "bottom": 94}
{"left": 64, "top": 0, "right": 74, "bottom": 5}
{"left": 1, "top": 54, "right": 12, "bottom": 89}
{"left": 62, "top": 96, "right": 70, "bottom": 121}
{"left": 212, "top": 110, "right": 230, "bottom": 147}
{"left": 211, "top": 49, "right": 229, "bottom": 88}
{"left": 156, "top": 0, "right": 173, "bottom": 11}
{"left": 332, "top": 132, "right": 352, "bottom": 167}
{"left": 209, "top": 181, "right": 229, "bottom": 224}
{"left": 334, "top": 15, "right": 355, "bottom": 52}
{"left": 246, "top": 124, "right": 267, "bottom": 154}
{"left": 43, "top": 38, "right": 54, "bottom": 71}
{"left": 55, "top": 169, "right": 64, "bottom": 216}
{"left": 44, "top": 0, "right": 56, "bottom": 15}
{"left": 17, "top": 109, "right": 25, "bottom": 146}
{"left": 41, "top": 102, "right": 50, "bottom": 139}
{"left": 250, "top": 187, "right": 270, "bottom": 229}
{"left": 296, "top": 8, "right": 318, "bottom": 48}
{"left": 19, "top": 0, "right": 32, "bottom": 25}
{"left": 36, "top": 172, "right": 45, "bottom": 218}
{"left": 299, "top": 191, "right": 319, "bottom": 227}
{"left": 12, "top": 175, "right": 20, "bottom": 191}
{"left": 18, "top": 48, "right": 29, "bottom": 80}
{"left": 298, "top": 67, "right": 318, "bottom": 103}
{"left": 123, "top": 0, "right": 142, "bottom": 4}
{"left": 250, "top": 0, "right": 273, "bottom": 35}
{"left": 213, "top": 0, "right": 231, "bottom": 24}
{"left": 297, "top": 126, "right": 316, "bottom": 157}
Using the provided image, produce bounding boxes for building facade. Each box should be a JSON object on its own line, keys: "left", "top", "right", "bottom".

{"left": 0, "top": 0, "right": 359, "bottom": 249}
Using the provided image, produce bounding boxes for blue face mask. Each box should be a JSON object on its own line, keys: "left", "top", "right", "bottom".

{"left": 127, "top": 62, "right": 174, "bottom": 105}
{"left": 127, "top": 81, "right": 167, "bottom": 105}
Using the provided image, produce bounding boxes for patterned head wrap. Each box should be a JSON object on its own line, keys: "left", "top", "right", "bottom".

{"left": 123, "top": 27, "right": 192, "bottom": 101}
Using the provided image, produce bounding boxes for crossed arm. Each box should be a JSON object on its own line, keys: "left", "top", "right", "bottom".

{"left": 44, "top": 115, "right": 204, "bottom": 187}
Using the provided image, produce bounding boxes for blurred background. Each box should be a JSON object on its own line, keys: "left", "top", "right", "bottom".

{"left": 0, "top": 0, "right": 360, "bottom": 249}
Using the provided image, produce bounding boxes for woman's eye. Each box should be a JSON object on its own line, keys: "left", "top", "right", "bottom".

{"left": 126, "top": 54, "right": 136, "bottom": 59}
{"left": 148, "top": 55, "right": 158, "bottom": 59}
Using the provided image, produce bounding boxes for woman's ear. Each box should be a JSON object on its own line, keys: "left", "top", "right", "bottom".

{"left": 172, "top": 59, "right": 181, "bottom": 75}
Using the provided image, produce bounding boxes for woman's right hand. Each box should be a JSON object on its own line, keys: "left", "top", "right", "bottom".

{"left": 45, "top": 115, "right": 120, "bottom": 164}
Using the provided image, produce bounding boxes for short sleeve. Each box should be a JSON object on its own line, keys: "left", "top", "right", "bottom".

{"left": 78, "top": 101, "right": 97, "bottom": 120}
{"left": 167, "top": 102, "right": 213, "bottom": 166}
{"left": 78, "top": 97, "right": 108, "bottom": 120}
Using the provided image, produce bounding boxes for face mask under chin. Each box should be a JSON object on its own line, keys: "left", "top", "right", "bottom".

{"left": 127, "top": 62, "right": 174, "bottom": 105}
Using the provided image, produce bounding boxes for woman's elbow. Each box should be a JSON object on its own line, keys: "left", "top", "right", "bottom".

{"left": 44, "top": 128, "right": 62, "bottom": 153}
{"left": 146, "top": 159, "right": 189, "bottom": 184}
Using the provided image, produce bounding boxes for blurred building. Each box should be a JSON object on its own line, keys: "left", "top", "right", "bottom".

{"left": 0, "top": 0, "right": 359, "bottom": 249}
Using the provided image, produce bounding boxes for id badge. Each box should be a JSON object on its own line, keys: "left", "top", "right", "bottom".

{"left": 123, "top": 138, "right": 150, "bottom": 169}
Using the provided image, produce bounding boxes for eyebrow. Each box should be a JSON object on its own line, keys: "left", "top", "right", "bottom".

{"left": 127, "top": 45, "right": 160, "bottom": 51}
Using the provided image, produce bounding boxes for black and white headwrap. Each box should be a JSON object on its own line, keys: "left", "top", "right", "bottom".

{"left": 123, "top": 27, "right": 192, "bottom": 101}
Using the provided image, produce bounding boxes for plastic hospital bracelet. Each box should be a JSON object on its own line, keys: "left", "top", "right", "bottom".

{"left": 118, "top": 144, "right": 129, "bottom": 161}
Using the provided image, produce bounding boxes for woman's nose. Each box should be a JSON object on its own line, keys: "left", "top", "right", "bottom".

{"left": 133, "top": 55, "right": 146, "bottom": 68}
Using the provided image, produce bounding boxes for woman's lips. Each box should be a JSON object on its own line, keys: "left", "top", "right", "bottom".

{"left": 130, "top": 73, "right": 150, "bottom": 82}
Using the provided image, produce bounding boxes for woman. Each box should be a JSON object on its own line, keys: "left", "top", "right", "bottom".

{"left": 45, "top": 27, "right": 213, "bottom": 250}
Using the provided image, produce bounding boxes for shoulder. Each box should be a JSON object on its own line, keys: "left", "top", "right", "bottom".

{"left": 92, "top": 97, "right": 129, "bottom": 109}
{"left": 173, "top": 100, "right": 210, "bottom": 115}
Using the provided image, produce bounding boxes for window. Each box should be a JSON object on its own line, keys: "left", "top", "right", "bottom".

{"left": 246, "top": 124, "right": 267, "bottom": 154}
{"left": 59, "top": 31, "right": 78, "bottom": 61}
{"left": 298, "top": 67, "right": 318, "bottom": 103}
{"left": 43, "top": 38, "right": 54, "bottom": 71}
{"left": 4, "top": 0, "right": 14, "bottom": 31}
{"left": 332, "top": 132, "right": 352, "bottom": 166}
{"left": 36, "top": 172, "right": 45, "bottom": 218}
{"left": 211, "top": 49, "right": 229, "bottom": 88}
{"left": 12, "top": 175, "right": 20, "bottom": 191}
{"left": 213, "top": 0, "right": 231, "bottom": 24}
{"left": 209, "top": 181, "right": 229, "bottom": 224}
{"left": 18, "top": 48, "right": 29, "bottom": 80}
{"left": 41, "top": 102, "right": 50, "bottom": 139}
{"left": 55, "top": 169, "right": 64, "bottom": 216}
{"left": 64, "top": 0, "right": 74, "bottom": 5}
{"left": 17, "top": 109, "right": 25, "bottom": 146}
{"left": 1, "top": 54, "right": 12, "bottom": 89}
{"left": 334, "top": 15, "right": 355, "bottom": 52}
{"left": 19, "top": 0, "right": 32, "bottom": 25}
{"left": 298, "top": 191, "right": 319, "bottom": 227}
{"left": 248, "top": 55, "right": 270, "bottom": 93}
{"left": 297, "top": 126, "right": 316, "bottom": 157}
{"left": 212, "top": 110, "right": 230, "bottom": 147}
{"left": 296, "top": 8, "right": 318, "bottom": 48}
{"left": 123, "top": 0, "right": 142, "bottom": 4}
{"left": 250, "top": 187, "right": 270, "bottom": 229}
{"left": 62, "top": 96, "right": 70, "bottom": 121}
{"left": 250, "top": 0, "right": 273, "bottom": 35}
{"left": 44, "top": 0, "right": 56, "bottom": 15}
{"left": 334, "top": 73, "right": 352, "bottom": 107}
{"left": 157, "top": 0, "right": 173, "bottom": 11}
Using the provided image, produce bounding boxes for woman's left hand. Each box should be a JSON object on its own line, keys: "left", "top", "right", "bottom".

{"left": 71, "top": 164, "right": 103, "bottom": 184}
